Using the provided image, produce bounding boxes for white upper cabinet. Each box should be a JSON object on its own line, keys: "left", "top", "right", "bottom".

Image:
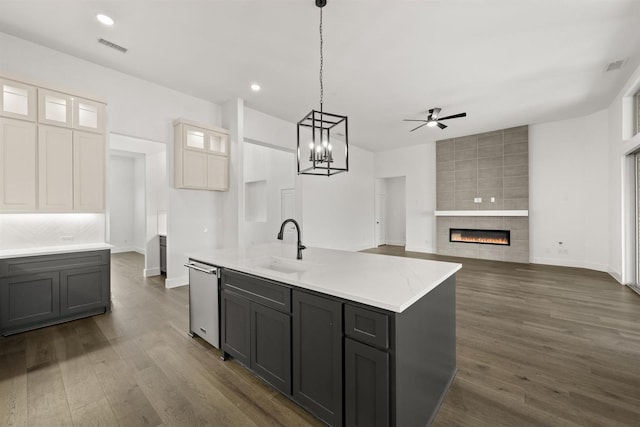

{"left": 73, "top": 131, "right": 105, "bottom": 212}
{"left": 38, "top": 125, "right": 74, "bottom": 211}
{"left": 174, "top": 119, "right": 230, "bottom": 191}
{"left": 0, "top": 78, "right": 37, "bottom": 121}
{"left": 38, "top": 88, "right": 73, "bottom": 127}
{"left": 73, "top": 97, "right": 105, "bottom": 133}
{"left": 0, "top": 117, "right": 37, "bottom": 211}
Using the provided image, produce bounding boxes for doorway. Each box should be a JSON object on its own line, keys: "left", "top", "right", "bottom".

{"left": 108, "top": 133, "right": 167, "bottom": 277}
{"left": 375, "top": 176, "right": 406, "bottom": 247}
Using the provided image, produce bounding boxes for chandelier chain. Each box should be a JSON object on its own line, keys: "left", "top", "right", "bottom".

{"left": 319, "top": 7, "right": 323, "bottom": 108}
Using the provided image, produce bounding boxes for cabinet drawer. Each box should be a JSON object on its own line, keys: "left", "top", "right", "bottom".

{"left": 0, "top": 250, "right": 109, "bottom": 277}
{"left": 345, "top": 304, "right": 389, "bottom": 349}
{"left": 221, "top": 270, "right": 291, "bottom": 313}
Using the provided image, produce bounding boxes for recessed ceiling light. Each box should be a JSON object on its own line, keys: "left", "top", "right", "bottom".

{"left": 96, "top": 14, "right": 114, "bottom": 26}
{"left": 251, "top": 83, "right": 261, "bottom": 92}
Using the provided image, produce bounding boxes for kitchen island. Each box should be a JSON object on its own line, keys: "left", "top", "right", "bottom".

{"left": 188, "top": 243, "right": 461, "bottom": 427}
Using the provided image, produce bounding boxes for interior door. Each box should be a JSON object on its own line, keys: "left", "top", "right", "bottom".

{"left": 281, "top": 188, "right": 296, "bottom": 243}
{"left": 375, "top": 194, "right": 386, "bottom": 246}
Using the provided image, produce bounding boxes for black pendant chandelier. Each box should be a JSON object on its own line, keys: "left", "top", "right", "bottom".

{"left": 297, "top": 0, "right": 349, "bottom": 176}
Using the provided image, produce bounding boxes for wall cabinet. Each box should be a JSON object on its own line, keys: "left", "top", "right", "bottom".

{"left": 0, "top": 250, "right": 111, "bottom": 336}
{"left": 174, "top": 119, "right": 229, "bottom": 191}
{"left": 0, "top": 118, "right": 37, "bottom": 211}
{"left": 38, "top": 125, "right": 73, "bottom": 210}
{"left": 0, "top": 74, "right": 106, "bottom": 213}
{"left": 0, "top": 78, "right": 36, "bottom": 121}
{"left": 220, "top": 270, "right": 292, "bottom": 394}
{"left": 37, "top": 125, "right": 105, "bottom": 212}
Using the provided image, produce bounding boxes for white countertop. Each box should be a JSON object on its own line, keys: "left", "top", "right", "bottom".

{"left": 0, "top": 243, "right": 114, "bottom": 259}
{"left": 188, "top": 243, "right": 461, "bottom": 313}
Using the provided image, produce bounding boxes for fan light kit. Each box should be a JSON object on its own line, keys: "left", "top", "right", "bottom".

{"left": 403, "top": 107, "right": 467, "bottom": 131}
{"left": 297, "top": 0, "right": 349, "bottom": 177}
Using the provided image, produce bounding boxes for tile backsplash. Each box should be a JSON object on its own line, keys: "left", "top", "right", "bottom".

{"left": 0, "top": 213, "right": 105, "bottom": 249}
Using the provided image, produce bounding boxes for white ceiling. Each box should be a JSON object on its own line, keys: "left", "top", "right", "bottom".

{"left": 1, "top": 0, "right": 639, "bottom": 152}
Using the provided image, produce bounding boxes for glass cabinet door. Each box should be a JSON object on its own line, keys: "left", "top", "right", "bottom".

{"left": 38, "top": 89, "right": 73, "bottom": 127}
{"left": 73, "top": 97, "right": 105, "bottom": 133}
{"left": 208, "top": 131, "right": 228, "bottom": 155}
{"left": 184, "top": 126, "right": 206, "bottom": 150}
{"left": 0, "top": 79, "right": 36, "bottom": 121}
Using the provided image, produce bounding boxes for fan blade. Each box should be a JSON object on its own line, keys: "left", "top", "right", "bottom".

{"left": 437, "top": 122, "right": 447, "bottom": 129}
{"left": 437, "top": 112, "right": 467, "bottom": 121}
{"left": 410, "top": 122, "right": 430, "bottom": 132}
{"left": 402, "top": 119, "right": 428, "bottom": 122}
{"left": 431, "top": 107, "right": 442, "bottom": 120}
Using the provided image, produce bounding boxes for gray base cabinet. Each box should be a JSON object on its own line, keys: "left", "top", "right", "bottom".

{"left": 159, "top": 235, "right": 166, "bottom": 274}
{"left": 220, "top": 270, "right": 292, "bottom": 394}
{"left": 218, "top": 268, "right": 456, "bottom": 427}
{"left": 292, "top": 290, "right": 343, "bottom": 427}
{"left": 345, "top": 338, "right": 390, "bottom": 427}
{"left": 0, "top": 250, "right": 111, "bottom": 336}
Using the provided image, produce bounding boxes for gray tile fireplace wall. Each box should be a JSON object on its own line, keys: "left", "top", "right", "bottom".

{"left": 436, "top": 126, "right": 529, "bottom": 263}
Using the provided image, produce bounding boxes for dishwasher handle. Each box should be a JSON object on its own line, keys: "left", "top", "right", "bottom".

{"left": 184, "top": 262, "right": 217, "bottom": 275}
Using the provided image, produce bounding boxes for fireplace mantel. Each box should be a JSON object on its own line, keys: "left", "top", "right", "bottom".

{"left": 434, "top": 210, "right": 528, "bottom": 217}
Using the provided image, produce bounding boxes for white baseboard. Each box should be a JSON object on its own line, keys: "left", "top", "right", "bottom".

{"left": 165, "top": 275, "right": 188, "bottom": 289}
{"left": 405, "top": 245, "right": 435, "bottom": 254}
{"left": 384, "top": 240, "right": 406, "bottom": 247}
{"left": 529, "top": 256, "right": 609, "bottom": 273}
{"left": 144, "top": 267, "right": 161, "bottom": 277}
{"left": 111, "top": 246, "right": 145, "bottom": 255}
{"left": 608, "top": 269, "right": 623, "bottom": 284}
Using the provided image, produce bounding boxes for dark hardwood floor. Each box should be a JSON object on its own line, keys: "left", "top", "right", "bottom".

{"left": 1, "top": 248, "right": 640, "bottom": 426}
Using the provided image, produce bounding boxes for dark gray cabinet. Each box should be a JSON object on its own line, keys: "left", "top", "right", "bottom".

{"left": 220, "top": 289, "right": 251, "bottom": 366}
{"left": 220, "top": 270, "right": 292, "bottom": 394}
{"left": 345, "top": 338, "right": 389, "bottom": 427}
{"left": 159, "top": 235, "right": 166, "bottom": 274}
{"left": 292, "top": 290, "right": 343, "bottom": 427}
{"left": 250, "top": 301, "right": 291, "bottom": 394}
{"left": 0, "top": 249, "right": 111, "bottom": 336}
{"left": 0, "top": 272, "right": 60, "bottom": 332}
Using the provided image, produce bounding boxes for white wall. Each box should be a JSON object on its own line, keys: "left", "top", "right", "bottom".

{"left": 529, "top": 111, "right": 609, "bottom": 272}
{"left": 1, "top": 32, "right": 224, "bottom": 288}
{"left": 243, "top": 143, "right": 296, "bottom": 246}
{"left": 385, "top": 176, "right": 406, "bottom": 246}
{"left": 144, "top": 150, "right": 168, "bottom": 276}
{"left": 375, "top": 144, "right": 437, "bottom": 253}
{"left": 109, "top": 154, "right": 136, "bottom": 252}
{"left": 302, "top": 145, "right": 375, "bottom": 251}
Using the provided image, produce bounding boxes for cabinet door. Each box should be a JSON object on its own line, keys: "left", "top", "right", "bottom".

{"left": 73, "top": 130, "right": 105, "bottom": 211}
{"left": 207, "top": 154, "right": 228, "bottom": 191}
{"left": 182, "top": 149, "right": 208, "bottom": 188}
{"left": 0, "top": 117, "right": 36, "bottom": 211}
{"left": 345, "top": 338, "right": 390, "bottom": 427}
{"left": 292, "top": 290, "right": 343, "bottom": 427}
{"left": 38, "top": 125, "right": 73, "bottom": 211}
{"left": 38, "top": 88, "right": 72, "bottom": 127}
{"left": 207, "top": 131, "right": 228, "bottom": 156}
{"left": 73, "top": 97, "right": 105, "bottom": 133}
{"left": 221, "top": 289, "right": 251, "bottom": 366}
{"left": 250, "top": 302, "right": 292, "bottom": 394}
{"left": 0, "top": 78, "right": 36, "bottom": 121}
{"left": 59, "top": 266, "right": 108, "bottom": 317}
{"left": 0, "top": 272, "right": 60, "bottom": 334}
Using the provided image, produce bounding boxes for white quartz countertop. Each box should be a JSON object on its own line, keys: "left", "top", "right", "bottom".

{"left": 187, "top": 243, "right": 461, "bottom": 313}
{"left": 0, "top": 243, "right": 114, "bottom": 259}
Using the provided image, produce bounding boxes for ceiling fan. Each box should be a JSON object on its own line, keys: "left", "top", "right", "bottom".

{"left": 403, "top": 108, "right": 467, "bottom": 132}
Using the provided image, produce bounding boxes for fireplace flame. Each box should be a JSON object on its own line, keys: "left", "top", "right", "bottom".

{"left": 450, "top": 230, "right": 510, "bottom": 246}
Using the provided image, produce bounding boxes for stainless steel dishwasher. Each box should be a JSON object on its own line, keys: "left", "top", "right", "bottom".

{"left": 185, "top": 259, "right": 220, "bottom": 348}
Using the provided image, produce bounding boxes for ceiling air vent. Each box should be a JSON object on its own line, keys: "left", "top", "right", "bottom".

{"left": 98, "top": 38, "right": 128, "bottom": 53}
{"left": 605, "top": 59, "right": 626, "bottom": 72}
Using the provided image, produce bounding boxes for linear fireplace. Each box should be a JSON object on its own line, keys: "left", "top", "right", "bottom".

{"left": 450, "top": 228, "right": 510, "bottom": 246}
